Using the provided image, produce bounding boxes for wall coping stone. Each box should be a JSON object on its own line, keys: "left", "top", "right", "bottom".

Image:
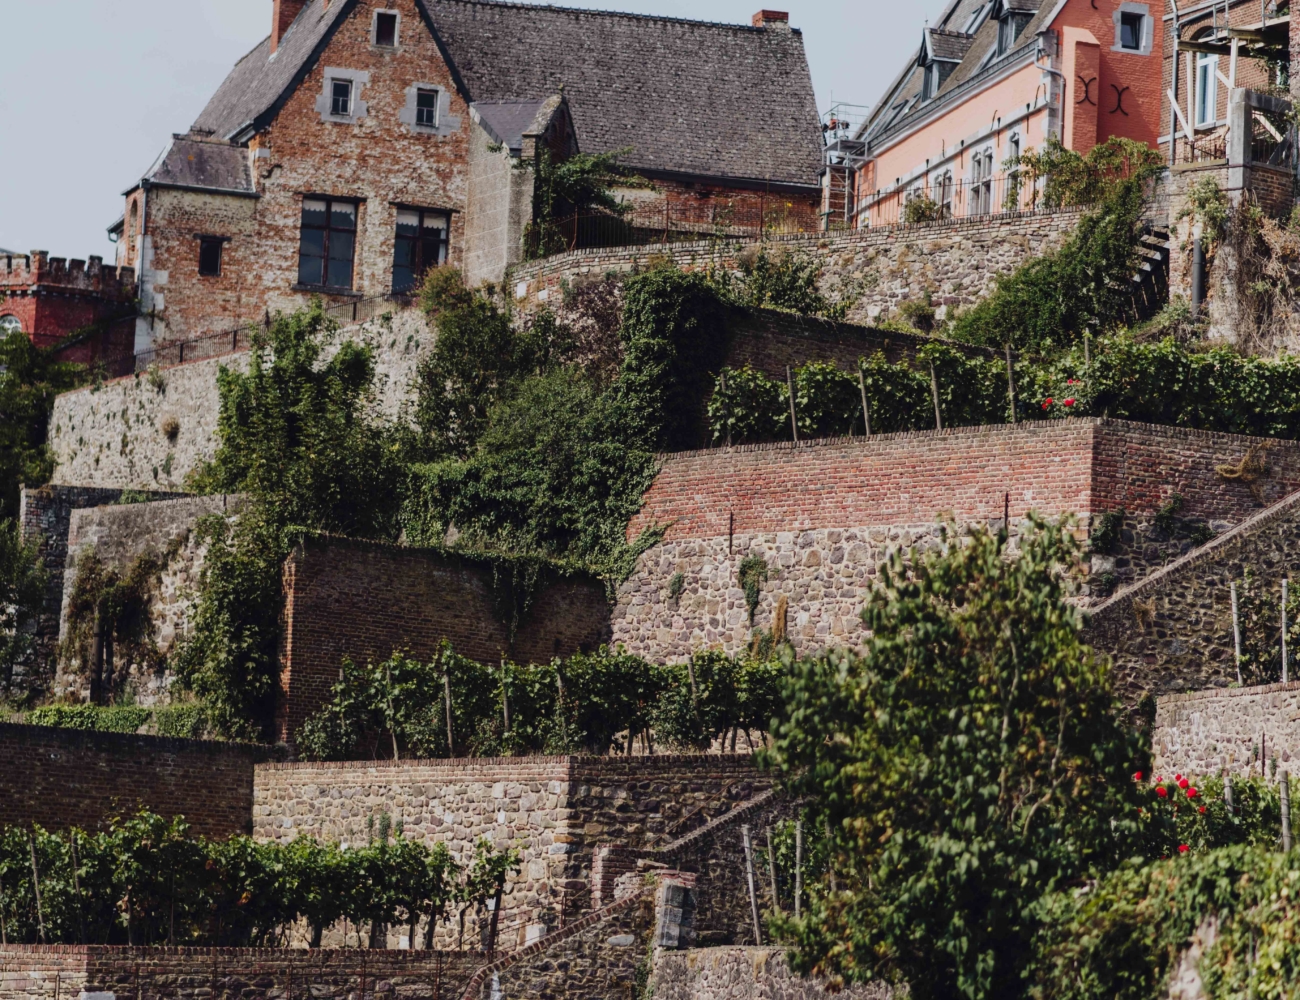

{"left": 1160, "top": 680, "right": 1300, "bottom": 704}
{"left": 260, "top": 752, "right": 760, "bottom": 773}
{"left": 649, "top": 416, "right": 1288, "bottom": 462}
{"left": 0, "top": 722, "right": 271, "bottom": 760}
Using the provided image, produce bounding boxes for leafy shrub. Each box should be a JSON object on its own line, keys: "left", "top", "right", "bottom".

{"left": 0, "top": 810, "right": 517, "bottom": 948}
{"left": 902, "top": 196, "right": 945, "bottom": 225}
{"left": 724, "top": 246, "right": 843, "bottom": 319}
{"left": 27, "top": 703, "right": 151, "bottom": 734}
{"left": 765, "top": 520, "right": 1145, "bottom": 1000}
{"left": 0, "top": 517, "right": 44, "bottom": 692}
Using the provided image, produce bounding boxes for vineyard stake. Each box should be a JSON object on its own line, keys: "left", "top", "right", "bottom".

{"left": 741, "top": 825, "right": 763, "bottom": 945}
{"left": 1283, "top": 771, "right": 1293, "bottom": 852}
{"left": 766, "top": 827, "right": 781, "bottom": 915}
{"left": 825, "top": 816, "right": 838, "bottom": 894}
{"left": 443, "top": 673, "right": 455, "bottom": 757}
{"left": 1284, "top": 578, "right": 1290, "bottom": 684}
{"left": 858, "top": 367, "right": 872, "bottom": 436}
{"left": 1224, "top": 771, "right": 1234, "bottom": 815}
{"left": 28, "top": 829, "right": 46, "bottom": 943}
{"left": 0, "top": 867, "right": 7, "bottom": 944}
{"left": 794, "top": 820, "right": 804, "bottom": 919}
{"left": 929, "top": 362, "right": 943, "bottom": 431}
{"left": 1005, "top": 343, "right": 1017, "bottom": 424}
{"left": 1231, "top": 582, "right": 1243, "bottom": 685}
{"left": 786, "top": 366, "right": 799, "bottom": 443}
{"left": 721, "top": 370, "right": 732, "bottom": 448}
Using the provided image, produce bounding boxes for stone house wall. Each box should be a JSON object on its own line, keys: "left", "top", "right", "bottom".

{"left": 276, "top": 536, "right": 612, "bottom": 742}
{"left": 509, "top": 209, "right": 1086, "bottom": 327}
{"left": 614, "top": 420, "right": 1300, "bottom": 663}
{"left": 0, "top": 945, "right": 481, "bottom": 1000}
{"left": 47, "top": 308, "right": 430, "bottom": 492}
{"left": 651, "top": 947, "right": 893, "bottom": 1000}
{"left": 1088, "top": 488, "right": 1300, "bottom": 704}
{"left": 1153, "top": 682, "right": 1300, "bottom": 781}
{"left": 0, "top": 723, "right": 269, "bottom": 838}
{"left": 251, "top": 754, "right": 766, "bottom": 951}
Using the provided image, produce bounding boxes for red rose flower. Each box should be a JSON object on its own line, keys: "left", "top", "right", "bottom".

{"left": 1178, "top": 778, "right": 1190, "bottom": 790}
{"left": 1063, "top": 398, "right": 1076, "bottom": 407}
{"left": 1133, "top": 771, "right": 1144, "bottom": 781}
{"left": 1068, "top": 379, "right": 1076, "bottom": 385}
{"left": 1156, "top": 786, "right": 1168, "bottom": 797}
{"left": 1199, "top": 806, "right": 1206, "bottom": 814}
{"left": 1044, "top": 398, "right": 1054, "bottom": 407}
{"left": 1187, "top": 787, "right": 1198, "bottom": 798}
{"left": 1178, "top": 844, "right": 1190, "bottom": 853}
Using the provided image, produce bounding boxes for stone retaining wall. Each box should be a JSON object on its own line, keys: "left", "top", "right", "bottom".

{"left": 651, "top": 947, "right": 893, "bottom": 1000}
{"left": 1154, "top": 682, "right": 1300, "bottom": 779}
{"left": 252, "top": 754, "right": 767, "bottom": 951}
{"left": 615, "top": 420, "right": 1300, "bottom": 664}
{"left": 47, "top": 310, "right": 429, "bottom": 492}
{"left": 508, "top": 210, "right": 1086, "bottom": 327}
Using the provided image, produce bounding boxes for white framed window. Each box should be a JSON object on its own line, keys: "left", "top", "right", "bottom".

{"left": 416, "top": 89, "right": 438, "bottom": 128}
{"left": 937, "top": 171, "right": 954, "bottom": 217}
{"left": 331, "top": 79, "right": 352, "bottom": 117}
{"left": 400, "top": 83, "right": 458, "bottom": 136}
{"left": 1112, "top": 3, "right": 1152, "bottom": 55}
{"left": 316, "top": 68, "right": 371, "bottom": 124}
{"left": 1195, "top": 53, "right": 1219, "bottom": 127}
{"left": 0, "top": 315, "right": 21, "bottom": 334}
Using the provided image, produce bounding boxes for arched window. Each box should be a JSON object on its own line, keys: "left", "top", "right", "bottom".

{"left": 0, "top": 315, "right": 22, "bottom": 335}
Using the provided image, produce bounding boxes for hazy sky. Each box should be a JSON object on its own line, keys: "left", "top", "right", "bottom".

{"left": 0, "top": 0, "right": 944, "bottom": 258}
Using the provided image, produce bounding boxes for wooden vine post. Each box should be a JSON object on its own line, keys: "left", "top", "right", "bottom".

{"left": 28, "top": 829, "right": 46, "bottom": 943}
{"left": 1231, "top": 582, "right": 1243, "bottom": 684}
{"left": 1005, "top": 343, "right": 1017, "bottom": 424}
{"left": 1283, "top": 771, "right": 1293, "bottom": 853}
{"left": 766, "top": 827, "right": 781, "bottom": 915}
{"left": 443, "top": 673, "right": 455, "bottom": 756}
{"left": 858, "top": 367, "right": 872, "bottom": 436}
{"left": 786, "top": 366, "right": 799, "bottom": 443}
{"left": 741, "top": 825, "right": 763, "bottom": 945}
{"left": 1284, "top": 578, "right": 1290, "bottom": 684}
{"left": 929, "top": 362, "right": 943, "bottom": 431}
{"left": 793, "top": 820, "right": 804, "bottom": 919}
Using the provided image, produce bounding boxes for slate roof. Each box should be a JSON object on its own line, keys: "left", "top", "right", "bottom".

{"left": 926, "top": 28, "right": 976, "bottom": 63}
{"left": 189, "top": 0, "right": 823, "bottom": 189}
{"left": 471, "top": 99, "right": 551, "bottom": 154}
{"left": 138, "top": 135, "right": 254, "bottom": 194}
{"left": 860, "top": 0, "right": 1051, "bottom": 150}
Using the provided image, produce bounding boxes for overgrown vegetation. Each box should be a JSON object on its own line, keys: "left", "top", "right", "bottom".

{"left": 0, "top": 518, "right": 44, "bottom": 692}
{"left": 0, "top": 810, "right": 518, "bottom": 949}
{"left": 522, "top": 148, "right": 645, "bottom": 259}
{"left": 22, "top": 701, "right": 211, "bottom": 739}
{"left": 297, "top": 645, "right": 783, "bottom": 761}
{"left": 716, "top": 245, "right": 846, "bottom": 319}
{"left": 179, "top": 304, "right": 405, "bottom": 739}
{"left": 1012, "top": 136, "right": 1165, "bottom": 212}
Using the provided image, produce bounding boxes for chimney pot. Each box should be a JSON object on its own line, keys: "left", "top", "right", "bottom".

{"left": 272, "top": 0, "right": 309, "bottom": 54}
{"left": 752, "top": 9, "right": 790, "bottom": 28}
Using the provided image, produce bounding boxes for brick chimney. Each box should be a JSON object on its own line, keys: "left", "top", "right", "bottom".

{"left": 752, "top": 10, "right": 790, "bottom": 30}
{"left": 272, "top": 0, "right": 309, "bottom": 53}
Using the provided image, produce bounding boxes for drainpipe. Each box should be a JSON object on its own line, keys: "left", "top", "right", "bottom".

{"left": 1170, "top": 1, "right": 1181, "bottom": 167}
{"left": 1034, "top": 36, "right": 1067, "bottom": 142}
{"left": 1191, "top": 221, "right": 1207, "bottom": 319}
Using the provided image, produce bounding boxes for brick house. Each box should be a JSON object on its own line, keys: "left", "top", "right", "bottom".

{"left": 0, "top": 250, "right": 136, "bottom": 360}
{"left": 840, "top": 0, "right": 1167, "bottom": 227}
{"left": 112, "top": 0, "right": 823, "bottom": 349}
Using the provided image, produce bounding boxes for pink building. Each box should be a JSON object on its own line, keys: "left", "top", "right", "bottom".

{"left": 836, "top": 0, "right": 1166, "bottom": 228}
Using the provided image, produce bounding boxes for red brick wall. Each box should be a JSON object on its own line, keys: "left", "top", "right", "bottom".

{"left": 277, "top": 537, "right": 611, "bottom": 742}
{"left": 1, "top": 252, "right": 136, "bottom": 344}
{"left": 0, "top": 724, "right": 268, "bottom": 837}
{"left": 629, "top": 419, "right": 1300, "bottom": 543}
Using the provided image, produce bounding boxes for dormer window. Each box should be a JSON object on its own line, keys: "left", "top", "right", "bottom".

{"left": 997, "top": 11, "right": 1032, "bottom": 57}
{"left": 924, "top": 63, "right": 944, "bottom": 100}
{"left": 374, "top": 11, "right": 399, "bottom": 48}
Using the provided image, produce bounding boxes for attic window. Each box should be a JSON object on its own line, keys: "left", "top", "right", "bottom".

{"left": 416, "top": 89, "right": 438, "bottom": 128}
{"left": 997, "top": 12, "right": 1032, "bottom": 57}
{"left": 1120, "top": 12, "right": 1144, "bottom": 50}
{"left": 375, "top": 12, "right": 398, "bottom": 47}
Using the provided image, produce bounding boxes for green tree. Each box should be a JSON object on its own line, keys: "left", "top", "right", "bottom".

{"left": 0, "top": 517, "right": 45, "bottom": 692}
{"left": 0, "top": 329, "right": 86, "bottom": 520}
{"left": 765, "top": 520, "right": 1145, "bottom": 1000}
{"left": 180, "top": 303, "right": 403, "bottom": 738}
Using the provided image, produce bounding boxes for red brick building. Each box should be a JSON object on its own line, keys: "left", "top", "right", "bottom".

{"left": 113, "top": 0, "right": 824, "bottom": 348}
{"left": 0, "top": 250, "right": 136, "bottom": 359}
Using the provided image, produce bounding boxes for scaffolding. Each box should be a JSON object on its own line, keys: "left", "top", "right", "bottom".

{"left": 821, "top": 103, "right": 871, "bottom": 230}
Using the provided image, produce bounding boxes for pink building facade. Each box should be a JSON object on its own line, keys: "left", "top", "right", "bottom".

{"left": 844, "top": 0, "right": 1166, "bottom": 228}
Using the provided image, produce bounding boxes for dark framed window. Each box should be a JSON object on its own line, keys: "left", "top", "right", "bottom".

{"left": 997, "top": 12, "right": 1031, "bottom": 56}
{"left": 331, "top": 79, "right": 352, "bottom": 117}
{"left": 198, "top": 237, "right": 224, "bottom": 277}
{"left": 393, "top": 208, "right": 449, "bottom": 293}
{"left": 1120, "top": 12, "right": 1144, "bottom": 50}
{"left": 375, "top": 12, "right": 398, "bottom": 47}
{"left": 416, "top": 89, "right": 438, "bottom": 127}
{"left": 298, "top": 198, "right": 357, "bottom": 289}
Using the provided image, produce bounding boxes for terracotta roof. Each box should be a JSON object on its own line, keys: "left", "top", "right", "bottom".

{"left": 187, "top": 0, "right": 823, "bottom": 189}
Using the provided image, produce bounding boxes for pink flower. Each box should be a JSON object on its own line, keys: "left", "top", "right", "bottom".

{"left": 1068, "top": 379, "right": 1077, "bottom": 385}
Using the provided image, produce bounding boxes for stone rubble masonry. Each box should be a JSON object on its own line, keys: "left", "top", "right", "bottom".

{"left": 48, "top": 309, "right": 429, "bottom": 492}
{"left": 508, "top": 209, "right": 1086, "bottom": 327}
{"left": 615, "top": 419, "right": 1300, "bottom": 664}
{"left": 1090, "top": 487, "right": 1300, "bottom": 704}
{"left": 55, "top": 495, "right": 241, "bottom": 705}
{"left": 17, "top": 486, "right": 186, "bottom": 692}
{"left": 0, "top": 945, "right": 482, "bottom": 1000}
{"left": 251, "top": 754, "right": 767, "bottom": 952}
{"left": 651, "top": 947, "right": 894, "bottom": 1000}
{"left": 0, "top": 723, "right": 270, "bottom": 838}
{"left": 276, "top": 536, "right": 612, "bottom": 743}
{"left": 1154, "top": 682, "right": 1300, "bottom": 782}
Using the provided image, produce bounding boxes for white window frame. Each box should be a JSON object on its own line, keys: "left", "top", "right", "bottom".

{"left": 316, "top": 68, "right": 371, "bottom": 124}
{"left": 1195, "top": 52, "right": 1219, "bottom": 127}
{"left": 0, "top": 314, "right": 22, "bottom": 334}
{"left": 399, "top": 82, "right": 460, "bottom": 136}
{"left": 1112, "top": 3, "right": 1153, "bottom": 55}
